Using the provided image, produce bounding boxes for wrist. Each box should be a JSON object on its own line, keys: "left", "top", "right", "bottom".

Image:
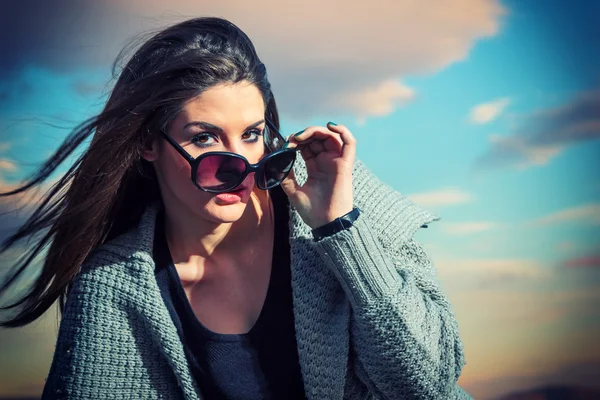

{"left": 311, "top": 207, "right": 361, "bottom": 241}
{"left": 310, "top": 209, "right": 353, "bottom": 229}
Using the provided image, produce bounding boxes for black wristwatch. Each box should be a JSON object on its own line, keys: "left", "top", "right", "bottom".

{"left": 311, "top": 207, "right": 361, "bottom": 241}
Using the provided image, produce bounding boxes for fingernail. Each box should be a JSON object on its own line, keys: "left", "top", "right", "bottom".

{"left": 294, "top": 129, "right": 305, "bottom": 137}
{"left": 328, "top": 121, "right": 337, "bottom": 126}
{"left": 283, "top": 142, "right": 289, "bottom": 148}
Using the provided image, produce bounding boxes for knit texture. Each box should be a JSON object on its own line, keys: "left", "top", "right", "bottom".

{"left": 41, "top": 158, "right": 472, "bottom": 400}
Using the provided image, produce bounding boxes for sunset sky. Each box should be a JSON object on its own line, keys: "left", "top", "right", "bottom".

{"left": 1, "top": 1, "right": 599, "bottom": 398}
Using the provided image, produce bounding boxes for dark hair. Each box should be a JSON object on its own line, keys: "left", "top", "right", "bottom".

{"left": 0, "top": 17, "right": 282, "bottom": 327}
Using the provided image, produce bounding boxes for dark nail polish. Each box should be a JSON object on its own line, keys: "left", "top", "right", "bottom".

{"left": 294, "top": 129, "right": 305, "bottom": 137}
{"left": 328, "top": 121, "right": 337, "bottom": 126}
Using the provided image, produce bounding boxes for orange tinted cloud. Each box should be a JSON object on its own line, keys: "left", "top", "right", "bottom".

{"left": 0, "top": 159, "right": 16, "bottom": 171}
{"left": 11, "top": 0, "right": 504, "bottom": 118}
{"left": 476, "top": 88, "right": 600, "bottom": 170}
{"left": 442, "top": 221, "right": 499, "bottom": 235}
{"left": 469, "top": 97, "right": 511, "bottom": 124}
{"left": 408, "top": 187, "right": 474, "bottom": 207}
{"left": 530, "top": 203, "right": 600, "bottom": 226}
{"left": 115, "top": 0, "right": 505, "bottom": 118}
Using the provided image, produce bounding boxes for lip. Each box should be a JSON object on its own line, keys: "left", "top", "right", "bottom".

{"left": 214, "top": 186, "right": 248, "bottom": 203}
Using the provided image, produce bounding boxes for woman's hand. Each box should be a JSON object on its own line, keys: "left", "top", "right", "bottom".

{"left": 279, "top": 122, "right": 356, "bottom": 229}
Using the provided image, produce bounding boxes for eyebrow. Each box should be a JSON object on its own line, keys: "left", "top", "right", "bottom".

{"left": 183, "top": 119, "right": 265, "bottom": 133}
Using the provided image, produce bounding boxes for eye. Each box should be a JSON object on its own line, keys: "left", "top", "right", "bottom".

{"left": 190, "top": 133, "right": 217, "bottom": 148}
{"left": 242, "top": 128, "right": 264, "bottom": 142}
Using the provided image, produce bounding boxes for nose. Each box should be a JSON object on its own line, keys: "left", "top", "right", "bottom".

{"left": 224, "top": 142, "right": 262, "bottom": 166}
{"left": 226, "top": 141, "right": 243, "bottom": 154}
{"left": 224, "top": 141, "right": 253, "bottom": 160}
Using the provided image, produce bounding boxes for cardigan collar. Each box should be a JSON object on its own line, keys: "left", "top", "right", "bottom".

{"left": 97, "top": 157, "right": 438, "bottom": 400}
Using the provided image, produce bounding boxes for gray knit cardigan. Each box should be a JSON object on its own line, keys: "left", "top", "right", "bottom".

{"left": 41, "top": 158, "right": 473, "bottom": 399}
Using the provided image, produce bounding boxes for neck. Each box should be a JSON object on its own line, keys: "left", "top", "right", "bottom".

{"left": 163, "top": 190, "right": 272, "bottom": 264}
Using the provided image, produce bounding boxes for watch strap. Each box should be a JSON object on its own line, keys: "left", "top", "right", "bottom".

{"left": 311, "top": 207, "right": 361, "bottom": 241}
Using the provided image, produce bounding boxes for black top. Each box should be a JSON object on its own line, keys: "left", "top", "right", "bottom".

{"left": 153, "top": 186, "right": 306, "bottom": 400}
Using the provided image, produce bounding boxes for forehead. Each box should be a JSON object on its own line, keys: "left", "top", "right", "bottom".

{"left": 177, "top": 81, "right": 265, "bottom": 125}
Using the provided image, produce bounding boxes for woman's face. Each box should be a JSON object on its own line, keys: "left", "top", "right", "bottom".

{"left": 145, "top": 80, "right": 267, "bottom": 224}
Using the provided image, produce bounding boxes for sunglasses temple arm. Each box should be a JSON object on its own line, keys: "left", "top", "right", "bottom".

{"left": 265, "top": 119, "right": 287, "bottom": 143}
{"left": 160, "top": 130, "right": 196, "bottom": 163}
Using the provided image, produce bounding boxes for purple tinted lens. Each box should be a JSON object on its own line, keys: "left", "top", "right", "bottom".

{"left": 258, "top": 151, "right": 296, "bottom": 189}
{"left": 196, "top": 154, "right": 246, "bottom": 191}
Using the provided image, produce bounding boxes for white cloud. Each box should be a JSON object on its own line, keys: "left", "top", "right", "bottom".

{"left": 530, "top": 204, "right": 600, "bottom": 226}
{"left": 443, "top": 221, "right": 499, "bottom": 235}
{"left": 408, "top": 188, "right": 473, "bottom": 207}
{"left": 469, "top": 97, "right": 511, "bottom": 124}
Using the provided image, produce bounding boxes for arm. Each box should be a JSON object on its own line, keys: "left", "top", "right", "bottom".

{"left": 42, "top": 273, "right": 115, "bottom": 399}
{"left": 41, "top": 260, "right": 183, "bottom": 400}
{"left": 313, "top": 215, "right": 472, "bottom": 400}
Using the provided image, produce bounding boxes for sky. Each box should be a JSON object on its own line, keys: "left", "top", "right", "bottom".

{"left": 0, "top": 1, "right": 599, "bottom": 398}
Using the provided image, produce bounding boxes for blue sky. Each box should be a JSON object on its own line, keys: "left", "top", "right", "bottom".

{"left": 0, "top": 1, "right": 599, "bottom": 398}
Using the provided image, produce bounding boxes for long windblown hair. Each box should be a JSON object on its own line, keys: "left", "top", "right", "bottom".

{"left": 0, "top": 17, "right": 283, "bottom": 327}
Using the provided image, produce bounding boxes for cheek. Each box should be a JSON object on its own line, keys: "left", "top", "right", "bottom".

{"left": 156, "top": 151, "right": 204, "bottom": 200}
{"left": 168, "top": 156, "right": 192, "bottom": 186}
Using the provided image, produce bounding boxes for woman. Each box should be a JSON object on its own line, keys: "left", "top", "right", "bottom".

{"left": 0, "top": 17, "right": 472, "bottom": 399}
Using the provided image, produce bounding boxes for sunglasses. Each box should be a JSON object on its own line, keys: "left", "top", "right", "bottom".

{"left": 160, "top": 119, "right": 298, "bottom": 193}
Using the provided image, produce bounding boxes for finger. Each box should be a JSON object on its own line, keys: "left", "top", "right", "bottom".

{"left": 321, "top": 124, "right": 344, "bottom": 152}
{"left": 290, "top": 126, "right": 335, "bottom": 144}
{"left": 299, "top": 143, "right": 317, "bottom": 161}
{"left": 323, "top": 135, "right": 343, "bottom": 153}
{"left": 284, "top": 137, "right": 316, "bottom": 149}
{"left": 291, "top": 126, "right": 343, "bottom": 154}
{"left": 309, "top": 140, "right": 326, "bottom": 154}
{"left": 326, "top": 122, "right": 356, "bottom": 161}
{"left": 283, "top": 136, "right": 317, "bottom": 157}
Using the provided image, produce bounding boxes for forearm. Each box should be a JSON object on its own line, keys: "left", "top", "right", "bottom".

{"left": 313, "top": 216, "right": 469, "bottom": 399}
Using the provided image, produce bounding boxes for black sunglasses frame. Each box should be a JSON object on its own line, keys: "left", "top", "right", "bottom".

{"left": 160, "top": 119, "right": 298, "bottom": 193}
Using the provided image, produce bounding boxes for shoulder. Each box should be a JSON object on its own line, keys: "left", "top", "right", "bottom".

{"left": 66, "top": 203, "right": 160, "bottom": 309}
{"left": 65, "top": 249, "right": 141, "bottom": 316}
{"left": 43, "top": 226, "right": 173, "bottom": 399}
